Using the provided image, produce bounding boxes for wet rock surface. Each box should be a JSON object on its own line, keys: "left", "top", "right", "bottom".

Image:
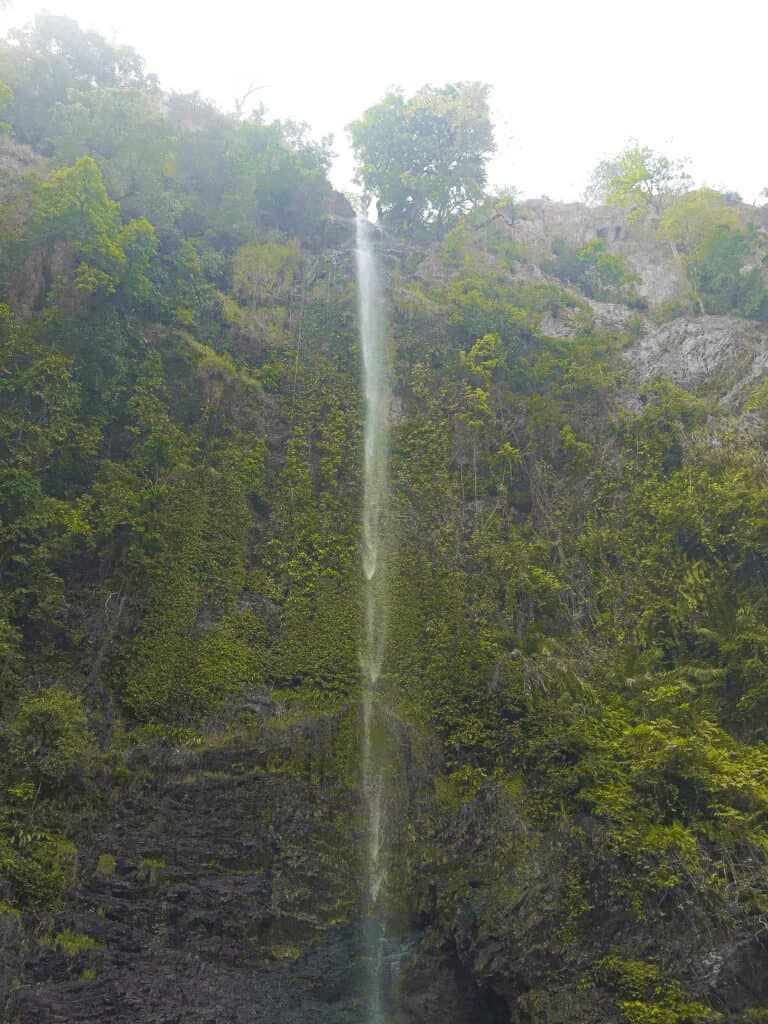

{"left": 5, "top": 709, "right": 369, "bottom": 1023}
{"left": 508, "top": 199, "right": 687, "bottom": 306}
{"left": 5, "top": 718, "right": 768, "bottom": 1023}
{"left": 14, "top": 925, "right": 369, "bottom": 1024}
{"left": 396, "top": 785, "right": 768, "bottom": 1024}
{"left": 2, "top": 703, "right": 441, "bottom": 1024}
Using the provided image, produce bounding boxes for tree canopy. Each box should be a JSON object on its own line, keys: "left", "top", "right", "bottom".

{"left": 587, "top": 143, "right": 691, "bottom": 218}
{"left": 348, "top": 82, "right": 494, "bottom": 229}
{"left": 658, "top": 188, "right": 768, "bottom": 317}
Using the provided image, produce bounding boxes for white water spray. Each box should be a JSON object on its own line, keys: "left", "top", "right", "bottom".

{"left": 356, "top": 214, "right": 389, "bottom": 1023}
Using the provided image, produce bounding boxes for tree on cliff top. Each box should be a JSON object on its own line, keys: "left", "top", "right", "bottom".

{"left": 587, "top": 143, "right": 691, "bottom": 219}
{"left": 348, "top": 82, "right": 494, "bottom": 229}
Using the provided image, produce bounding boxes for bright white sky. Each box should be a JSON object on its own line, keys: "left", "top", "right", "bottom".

{"left": 1, "top": 0, "right": 766, "bottom": 204}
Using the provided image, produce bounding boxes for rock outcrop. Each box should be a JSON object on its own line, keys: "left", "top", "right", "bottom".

{"left": 5, "top": 706, "right": 366, "bottom": 1023}
{"left": 509, "top": 200, "right": 687, "bottom": 306}
{"left": 2, "top": 702, "right": 442, "bottom": 1024}
{"left": 398, "top": 783, "right": 768, "bottom": 1024}
{"left": 624, "top": 315, "right": 768, "bottom": 407}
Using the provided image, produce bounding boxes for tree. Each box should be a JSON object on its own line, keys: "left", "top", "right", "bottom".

{"left": 348, "top": 82, "right": 495, "bottom": 229}
{"left": 30, "top": 156, "right": 157, "bottom": 300}
{"left": 50, "top": 87, "right": 178, "bottom": 232}
{"left": 658, "top": 188, "right": 741, "bottom": 254}
{"left": 688, "top": 225, "right": 768, "bottom": 319}
{"left": 0, "top": 14, "right": 150, "bottom": 148}
{"left": 0, "top": 81, "right": 10, "bottom": 134}
{"left": 587, "top": 143, "right": 691, "bottom": 218}
{"left": 658, "top": 189, "right": 768, "bottom": 318}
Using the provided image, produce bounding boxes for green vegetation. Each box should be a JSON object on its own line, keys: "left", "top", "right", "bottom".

{"left": 591, "top": 957, "right": 723, "bottom": 1023}
{"left": 586, "top": 150, "right": 768, "bottom": 318}
{"left": 541, "top": 236, "right": 641, "bottom": 304}
{"left": 138, "top": 856, "right": 167, "bottom": 884}
{"left": 587, "top": 142, "right": 691, "bottom": 217}
{"left": 348, "top": 82, "right": 494, "bottom": 228}
{"left": 660, "top": 188, "right": 768, "bottom": 317}
{"left": 40, "top": 929, "right": 107, "bottom": 955}
{"left": 0, "top": 14, "right": 767, "bottom": 1019}
{"left": 96, "top": 853, "right": 116, "bottom": 877}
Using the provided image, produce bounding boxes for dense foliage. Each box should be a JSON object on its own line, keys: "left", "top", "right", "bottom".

{"left": 1, "top": 17, "right": 768, "bottom": 1021}
{"left": 348, "top": 82, "right": 494, "bottom": 228}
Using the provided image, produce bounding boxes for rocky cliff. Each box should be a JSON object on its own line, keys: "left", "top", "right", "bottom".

{"left": 5, "top": 698, "right": 768, "bottom": 1023}
{"left": 2, "top": 64, "right": 768, "bottom": 1021}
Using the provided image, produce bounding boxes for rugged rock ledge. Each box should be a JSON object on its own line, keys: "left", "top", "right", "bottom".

{"left": 625, "top": 315, "right": 768, "bottom": 406}
{"left": 6, "top": 705, "right": 768, "bottom": 1024}
{"left": 4, "top": 706, "right": 367, "bottom": 1023}
{"left": 2, "top": 703, "right": 445, "bottom": 1024}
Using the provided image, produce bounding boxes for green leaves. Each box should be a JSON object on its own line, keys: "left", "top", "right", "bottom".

{"left": 543, "top": 236, "right": 641, "bottom": 304}
{"left": 588, "top": 144, "right": 691, "bottom": 218}
{"left": 658, "top": 189, "right": 768, "bottom": 318}
{"left": 121, "top": 468, "right": 253, "bottom": 722}
{"left": 349, "top": 82, "right": 494, "bottom": 228}
{"left": 4, "top": 685, "right": 94, "bottom": 791}
{"left": 592, "top": 957, "right": 723, "bottom": 1024}
{"left": 33, "top": 156, "right": 124, "bottom": 264}
{"left": 0, "top": 80, "right": 11, "bottom": 133}
{"left": 30, "top": 157, "right": 158, "bottom": 303}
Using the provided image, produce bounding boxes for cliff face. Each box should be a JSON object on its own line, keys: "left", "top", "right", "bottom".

{"left": 2, "top": 704, "right": 445, "bottom": 1024}
{"left": 625, "top": 315, "right": 768, "bottom": 407}
{"left": 5, "top": 708, "right": 768, "bottom": 1024}
{"left": 2, "top": 95, "right": 768, "bottom": 1023}
{"left": 510, "top": 197, "right": 768, "bottom": 310}
{"left": 509, "top": 199, "right": 768, "bottom": 411}
{"left": 400, "top": 783, "right": 768, "bottom": 1024}
{"left": 4, "top": 706, "right": 365, "bottom": 1023}
{"left": 509, "top": 199, "right": 687, "bottom": 306}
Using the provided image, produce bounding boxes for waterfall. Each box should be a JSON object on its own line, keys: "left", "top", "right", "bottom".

{"left": 356, "top": 214, "right": 389, "bottom": 1024}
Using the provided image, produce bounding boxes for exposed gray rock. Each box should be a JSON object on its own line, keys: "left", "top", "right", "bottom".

{"left": 0, "top": 909, "right": 23, "bottom": 1016}
{"left": 5, "top": 708, "right": 367, "bottom": 1023}
{"left": 398, "top": 783, "right": 768, "bottom": 1024}
{"left": 624, "top": 315, "right": 768, "bottom": 406}
{"left": 2, "top": 702, "right": 440, "bottom": 1024}
{"left": 0, "top": 138, "right": 42, "bottom": 187}
{"left": 540, "top": 299, "right": 641, "bottom": 339}
{"left": 509, "top": 200, "right": 687, "bottom": 306}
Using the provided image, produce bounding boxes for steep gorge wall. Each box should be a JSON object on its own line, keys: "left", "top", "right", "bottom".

{"left": 1, "top": 704, "right": 440, "bottom": 1023}
{"left": 3, "top": 160, "right": 768, "bottom": 1022}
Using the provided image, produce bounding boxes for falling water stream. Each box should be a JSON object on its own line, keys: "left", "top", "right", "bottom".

{"left": 356, "top": 214, "right": 389, "bottom": 1023}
